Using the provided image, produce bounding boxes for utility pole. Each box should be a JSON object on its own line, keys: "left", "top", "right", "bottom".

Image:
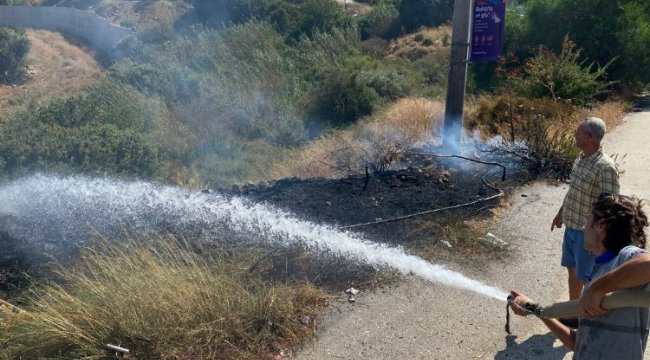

{"left": 443, "top": 0, "right": 473, "bottom": 152}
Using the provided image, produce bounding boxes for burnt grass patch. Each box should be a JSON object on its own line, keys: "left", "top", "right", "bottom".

{"left": 230, "top": 153, "right": 522, "bottom": 290}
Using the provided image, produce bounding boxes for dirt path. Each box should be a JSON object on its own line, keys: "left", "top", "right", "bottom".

{"left": 294, "top": 108, "right": 650, "bottom": 360}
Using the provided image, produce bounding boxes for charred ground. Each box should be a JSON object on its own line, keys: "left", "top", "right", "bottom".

{"left": 224, "top": 152, "right": 523, "bottom": 289}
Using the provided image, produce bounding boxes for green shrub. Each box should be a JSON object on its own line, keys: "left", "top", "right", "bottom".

{"left": 189, "top": 0, "right": 294, "bottom": 31}
{"left": 189, "top": 0, "right": 251, "bottom": 26}
{"left": 0, "top": 26, "right": 30, "bottom": 83}
{"left": 358, "top": 2, "right": 399, "bottom": 39}
{"left": 503, "top": 5, "right": 532, "bottom": 59}
{"left": 305, "top": 56, "right": 419, "bottom": 125}
{"left": 308, "top": 66, "right": 382, "bottom": 125}
{"left": 292, "top": 0, "right": 352, "bottom": 38}
{"left": 617, "top": 3, "right": 650, "bottom": 85}
{"left": 0, "top": 81, "right": 160, "bottom": 179}
{"left": 415, "top": 49, "right": 450, "bottom": 91}
{"left": 507, "top": 0, "right": 650, "bottom": 85}
{"left": 508, "top": 38, "right": 613, "bottom": 105}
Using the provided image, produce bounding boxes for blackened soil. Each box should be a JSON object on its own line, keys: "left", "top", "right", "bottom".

{"left": 231, "top": 154, "right": 513, "bottom": 254}
{"left": 223, "top": 155, "right": 518, "bottom": 290}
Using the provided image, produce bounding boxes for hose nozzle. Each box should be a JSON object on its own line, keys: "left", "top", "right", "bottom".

{"left": 506, "top": 294, "right": 540, "bottom": 316}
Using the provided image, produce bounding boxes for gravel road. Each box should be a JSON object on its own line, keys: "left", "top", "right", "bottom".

{"left": 294, "top": 108, "right": 650, "bottom": 360}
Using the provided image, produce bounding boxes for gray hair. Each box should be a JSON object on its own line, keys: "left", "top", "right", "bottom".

{"left": 580, "top": 117, "right": 607, "bottom": 141}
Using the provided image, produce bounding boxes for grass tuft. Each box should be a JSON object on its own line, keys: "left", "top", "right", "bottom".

{"left": 0, "top": 236, "right": 328, "bottom": 360}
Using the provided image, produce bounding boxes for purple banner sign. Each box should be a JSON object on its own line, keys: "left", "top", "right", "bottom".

{"left": 470, "top": 0, "right": 506, "bottom": 62}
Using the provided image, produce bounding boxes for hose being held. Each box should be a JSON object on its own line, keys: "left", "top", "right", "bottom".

{"left": 505, "top": 290, "right": 650, "bottom": 334}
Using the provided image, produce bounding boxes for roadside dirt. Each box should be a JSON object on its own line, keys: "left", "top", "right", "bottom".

{"left": 288, "top": 107, "right": 650, "bottom": 360}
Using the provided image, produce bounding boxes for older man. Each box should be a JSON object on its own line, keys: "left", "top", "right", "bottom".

{"left": 551, "top": 117, "right": 620, "bottom": 300}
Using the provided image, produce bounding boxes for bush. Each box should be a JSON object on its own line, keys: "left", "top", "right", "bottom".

{"left": 309, "top": 66, "right": 382, "bottom": 125}
{"left": 468, "top": 95, "right": 581, "bottom": 178}
{"left": 305, "top": 56, "right": 419, "bottom": 125}
{"left": 292, "top": 0, "right": 352, "bottom": 38}
{"left": 617, "top": 3, "right": 650, "bottom": 85}
{"left": 0, "top": 81, "right": 160, "bottom": 179}
{"left": 507, "top": 0, "right": 650, "bottom": 85}
{"left": 415, "top": 49, "right": 450, "bottom": 90}
{"left": 0, "top": 26, "right": 30, "bottom": 83}
{"left": 507, "top": 38, "right": 614, "bottom": 106}
{"left": 359, "top": 2, "right": 399, "bottom": 39}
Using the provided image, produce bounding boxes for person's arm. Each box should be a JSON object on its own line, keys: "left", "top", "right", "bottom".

{"left": 510, "top": 290, "right": 576, "bottom": 350}
{"left": 541, "top": 318, "right": 576, "bottom": 351}
{"left": 580, "top": 252, "right": 650, "bottom": 316}
{"left": 551, "top": 207, "right": 563, "bottom": 231}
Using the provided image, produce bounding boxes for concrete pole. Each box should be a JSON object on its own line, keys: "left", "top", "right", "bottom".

{"left": 443, "top": 0, "right": 473, "bottom": 152}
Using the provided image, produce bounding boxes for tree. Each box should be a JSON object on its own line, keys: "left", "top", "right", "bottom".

{"left": 0, "top": 26, "right": 30, "bottom": 83}
{"left": 508, "top": 0, "right": 650, "bottom": 85}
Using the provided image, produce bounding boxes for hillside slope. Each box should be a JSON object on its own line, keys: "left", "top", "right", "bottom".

{"left": 0, "top": 29, "right": 105, "bottom": 117}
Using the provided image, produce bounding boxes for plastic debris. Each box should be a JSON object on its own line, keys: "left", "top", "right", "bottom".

{"left": 345, "top": 287, "right": 359, "bottom": 295}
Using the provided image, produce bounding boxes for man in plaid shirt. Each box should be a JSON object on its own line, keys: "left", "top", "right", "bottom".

{"left": 551, "top": 117, "right": 620, "bottom": 301}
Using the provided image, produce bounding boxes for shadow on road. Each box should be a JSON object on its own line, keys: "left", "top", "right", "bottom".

{"left": 494, "top": 334, "right": 567, "bottom": 360}
{"left": 633, "top": 95, "right": 650, "bottom": 112}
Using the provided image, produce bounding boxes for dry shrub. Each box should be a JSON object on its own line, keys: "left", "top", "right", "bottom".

{"left": 467, "top": 95, "right": 630, "bottom": 178}
{"left": 416, "top": 25, "right": 452, "bottom": 45}
{"left": 466, "top": 94, "right": 580, "bottom": 142}
{"left": 585, "top": 98, "right": 630, "bottom": 131}
{"left": 272, "top": 97, "right": 444, "bottom": 179}
{"left": 0, "top": 236, "right": 328, "bottom": 360}
{"left": 386, "top": 24, "right": 451, "bottom": 60}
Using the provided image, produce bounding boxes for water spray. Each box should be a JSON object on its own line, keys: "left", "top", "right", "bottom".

{"left": 0, "top": 174, "right": 509, "bottom": 301}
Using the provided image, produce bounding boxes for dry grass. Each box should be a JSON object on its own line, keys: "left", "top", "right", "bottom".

{"left": 410, "top": 212, "right": 507, "bottom": 264}
{"left": 0, "top": 30, "right": 105, "bottom": 117}
{"left": 0, "top": 236, "right": 328, "bottom": 360}
{"left": 466, "top": 95, "right": 630, "bottom": 140}
{"left": 387, "top": 24, "right": 452, "bottom": 60}
{"left": 586, "top": 98, "right": 631, "bottom": 131}
{"left": 94, "top": 0, "right": 191, "bottom": 28}
{"left": 272, "top": 97, "right": 444, "bottom": 179}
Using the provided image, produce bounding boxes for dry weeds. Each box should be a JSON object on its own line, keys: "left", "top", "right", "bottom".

{"left": 0, "top": 30, "right": 105, "bottom": 117}
{"left": 94, "top": 0, "right": 191, "bottom": 28}
{"left": 585, "top": 98, "right": 631, "bottom": 131}
{"left": 272, "top": 97, "right": 444, "bottom": 179}
{"left": 0, "top": 236, "right": 328, "bottom": 360}
{"left": 387, "top": 24, "right": 452, "bottom": 60}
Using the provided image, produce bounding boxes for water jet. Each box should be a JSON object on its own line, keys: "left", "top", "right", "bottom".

{"left": 0, "top": 174, "right": 508, "bottom": 301}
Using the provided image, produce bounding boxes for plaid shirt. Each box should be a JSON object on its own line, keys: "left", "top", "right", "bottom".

{"left": 562, "top": 148, "right": 620, "bottom": 229}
